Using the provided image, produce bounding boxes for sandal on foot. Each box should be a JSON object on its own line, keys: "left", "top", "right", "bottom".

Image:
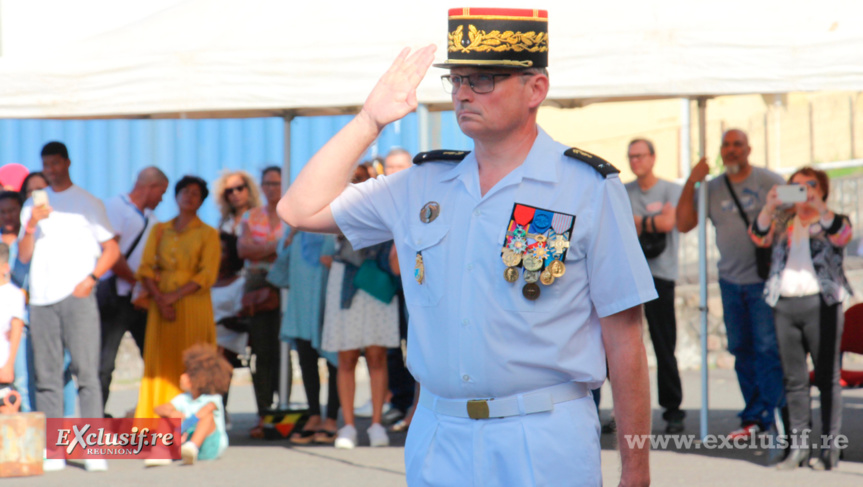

{"left": 390, "top": 419, "right": 410, "bottom": 433}
{"left": 289, "top": 429, "right": 317, "bottom": 445}
{"left": 314, "top": 430, "right": 337, "bottom": 444}
{"left": 249, "top": 424, "right": 265, "bottom": 439}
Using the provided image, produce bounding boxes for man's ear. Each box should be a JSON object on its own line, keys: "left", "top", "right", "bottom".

{"left": 527, "top": 74, "right": 549, "bottom": 109}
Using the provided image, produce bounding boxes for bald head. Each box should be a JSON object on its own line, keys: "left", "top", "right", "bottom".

{"left": 723, "top": 129, "right": 749, "bottom": 146}
{"left": 132, "top": 166, "right": 169, "bottom": 210}
{"left": 720, "top": 129, "right": 752, "bottom": 175}
{"left": 135, "top": 166, "right": 168, "bottom": 187}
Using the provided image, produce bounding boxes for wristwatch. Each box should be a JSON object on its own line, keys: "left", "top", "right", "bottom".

{"left": 89, "top": 273, "right": 99, "bottom": 282}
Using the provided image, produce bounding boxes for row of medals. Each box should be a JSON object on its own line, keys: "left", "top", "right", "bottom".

{"left": 501, "top": 233, "right": 568, "bottom": 301}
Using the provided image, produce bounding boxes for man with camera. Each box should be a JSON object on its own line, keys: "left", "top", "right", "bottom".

{"left": 625, "top": 138, "right": 685, "bottom": 434}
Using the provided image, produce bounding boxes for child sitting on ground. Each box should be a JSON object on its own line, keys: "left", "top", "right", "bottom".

{"left": 154, "top": 344, "right": 232, "bottom": 464}
{"left": 0, "top": 242, "right": 25, "bottom": 413}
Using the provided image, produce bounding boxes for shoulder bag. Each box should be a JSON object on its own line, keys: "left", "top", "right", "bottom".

{"left": 638, "top": 215, "right": 667, "bottom": 259}
{"left": 96, "top": 213, "right": 149, "bottom": 310}
{"left": 724, "top": 175, "right": 771, "bottom": 280}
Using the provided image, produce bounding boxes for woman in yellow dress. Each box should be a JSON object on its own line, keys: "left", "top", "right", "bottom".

{"left": 135, "top": 176, "right": 221, "bottom": 418}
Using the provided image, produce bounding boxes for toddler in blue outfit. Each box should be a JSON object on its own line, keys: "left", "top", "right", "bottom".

{"left": 154, "top": 344, "right": 232, "bottom": 464}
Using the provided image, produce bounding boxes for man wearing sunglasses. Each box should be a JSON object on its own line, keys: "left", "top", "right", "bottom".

{"left": 279, "top": 8, "right": 653, "bottom": 487}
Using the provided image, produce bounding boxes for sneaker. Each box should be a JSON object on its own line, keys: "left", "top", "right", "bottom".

{"left": 665, "top": 417, "right": 685, "bottom": 434}
{"left": 84, "top": 459, "right": 108, "bottom": 472}
{"left": 181, "top": 442, "right": 199, "bottom": 465}
{"left": 43, "top": 458, "right": 66, "bottom": 472}
{"left": 335, "top": 425, "right": 357, "bottom": 449}
{"left": 367, "top": 423, "right": 390, "bottom": 447}
{"left": 144, "top": 458, "right": 173, "bottom": 467}
{"left": 728, "top": 423, "right": 762, "bottom": 440}
{"left": 382, "top": 407, "right": 405, "bottom": 425}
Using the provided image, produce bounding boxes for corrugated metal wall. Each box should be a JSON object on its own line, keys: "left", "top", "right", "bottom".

{"left": 0, "top": 112, "right": 471, "bottom": 225}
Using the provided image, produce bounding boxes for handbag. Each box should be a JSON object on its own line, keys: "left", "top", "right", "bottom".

{"left": 724, "top": 175, "right": 771, "bottom": 280}
{"left": 243, "top": 269, "right": 281, "bottom": 316}
{"left": 96, "top": 214, "right": 149, "bottom": 310}
{"left": 241, "top": 287, "right": 281, "bottom": 316}
{"left": 132, "top": 224, "right": 165, "bottom": 311}
{"left": 353, "top": 259, "right": 397, "bottom": 304}
{"left": 638, "top": 215, "right": 667, "bottom": 259}
{"left": 218, "top": 316, "right": 251, "bottom": 333}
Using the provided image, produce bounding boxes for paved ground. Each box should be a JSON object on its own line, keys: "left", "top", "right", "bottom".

{"left": 5, "top": 367, "right": 863, "bottom": 486}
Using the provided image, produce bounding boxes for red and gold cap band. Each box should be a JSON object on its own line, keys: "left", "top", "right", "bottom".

{"left": 434, "top": 8, "right": 549, "bottom": 69}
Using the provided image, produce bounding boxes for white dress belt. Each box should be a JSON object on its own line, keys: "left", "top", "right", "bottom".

{"left": 419, "top": 381, "right": 589, "bottom": 420}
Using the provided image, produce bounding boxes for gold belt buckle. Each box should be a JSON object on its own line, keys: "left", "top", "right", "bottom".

{"left": 467, "top": 399, "right": 490, "bottom": 420}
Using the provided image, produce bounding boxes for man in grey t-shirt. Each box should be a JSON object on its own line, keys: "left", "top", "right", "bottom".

{"left": 624, "top": 138, "right": 685, "bottom": 434}
{"left": 677, "top": 129, "right": 785, "bottom": 439}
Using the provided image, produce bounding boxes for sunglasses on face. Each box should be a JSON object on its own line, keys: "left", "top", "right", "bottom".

{"left": 224, "top": 184, "right": 247, "bottom": 196}
{"left": 792, "top": 180, "right": 818, "bottom": 189}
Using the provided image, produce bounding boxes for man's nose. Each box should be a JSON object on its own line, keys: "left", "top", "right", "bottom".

{"left": 454, "top": 80, "right": 474, "bottom": 101}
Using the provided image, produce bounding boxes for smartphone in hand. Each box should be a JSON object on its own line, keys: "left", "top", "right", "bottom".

{"left": 32, "top": 189, "right": 49, "bottom": 207}
{"left": 776, "top": 184, "right": 807, "bottom": 204}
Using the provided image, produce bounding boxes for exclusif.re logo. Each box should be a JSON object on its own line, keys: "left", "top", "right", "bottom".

{"left": 47, "top": 418, "right": 181, "bottom": 459}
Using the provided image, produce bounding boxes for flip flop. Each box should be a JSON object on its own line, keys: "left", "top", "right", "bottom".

{"left": 314, "top": 429, "right": 337, "bottom": 444}
{"left": 390, "top": 419, "right": 410, "bottom": 433}
{"left": 289, "top": 429, "right": 317, "bottom": 445}
{"left": 249, "top": 424, "right": 265, "bottom": 439}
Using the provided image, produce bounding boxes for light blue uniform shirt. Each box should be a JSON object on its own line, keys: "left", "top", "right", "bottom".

{"left": 331, "top": 127, "right": 656, "bottom": 400}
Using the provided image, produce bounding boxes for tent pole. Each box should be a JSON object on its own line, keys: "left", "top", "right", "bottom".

{"left": 679, "top": 99, "right": 691, "bottom": 179}
{"left": 697, "top": 97, "right": 709, "bottom": 441}
{"left": 279, "top": 114, "right": 294, "bottom": 410}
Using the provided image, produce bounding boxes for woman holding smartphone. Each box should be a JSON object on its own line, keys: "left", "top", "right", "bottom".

{"left": 750, "top": 167, "right": 852, "bottom": 471}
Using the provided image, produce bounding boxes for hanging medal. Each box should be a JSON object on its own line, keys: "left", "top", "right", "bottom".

{"left": 414, "top": 252, "right": 425, "bottom": 285}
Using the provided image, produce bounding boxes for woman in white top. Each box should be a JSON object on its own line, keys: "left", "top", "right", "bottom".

{"left": 211, "top": 232, "right": 247, "bottom": 426}
{"left": 751, "top": 167, "right": 852, "bottom": 471}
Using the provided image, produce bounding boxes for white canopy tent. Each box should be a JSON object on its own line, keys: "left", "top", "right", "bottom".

{"left": 0, "top": 0, "right": 861, "bottom": 119}
{"left": 1, "top": 0, "right": 862, "bottom": 438}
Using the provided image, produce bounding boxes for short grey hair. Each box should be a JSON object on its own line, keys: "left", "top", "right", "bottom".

{"left": 524, "top": 67, "right": 549, "bottom": 77}
{"left": 385, "top": 147, "right": 411, "bottom": 159}
{"left": 628, "top": 138, "right": 655, "bottom": 156}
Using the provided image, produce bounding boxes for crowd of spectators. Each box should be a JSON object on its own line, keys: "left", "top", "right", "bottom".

{"left": 0, "top": 134, "right": 854, "bottom": 473}
{"left": 0, "top": 142, "right": 413, "bottom": 472}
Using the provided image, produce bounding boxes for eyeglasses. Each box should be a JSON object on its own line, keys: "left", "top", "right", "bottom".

{"left": 441, "top": 72, "right": 534, "bottom": 94}
{"left": 224, "top": 184, "right": 247, "bottom": 196}
{"left": 628, "top": 153, "right": 651, "bottom": 161}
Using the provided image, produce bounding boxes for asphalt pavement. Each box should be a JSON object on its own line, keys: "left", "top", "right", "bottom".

{"left": 5, "top": 366, "right": 863, "bottom": 486}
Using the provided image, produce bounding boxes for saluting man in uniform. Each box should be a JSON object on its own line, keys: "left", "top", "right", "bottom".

{"left": 279, "top": 8, "right": 655, "bottom": 487}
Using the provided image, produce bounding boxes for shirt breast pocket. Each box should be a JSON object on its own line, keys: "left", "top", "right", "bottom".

{"left": 401, "top": 222, "right": 450, "bottom": 307}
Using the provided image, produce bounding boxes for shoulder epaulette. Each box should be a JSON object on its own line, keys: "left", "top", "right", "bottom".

{"left": 564, "top": 147, "right": 619, "bottom": 178}
{"left": 413, "top": 150, "right": 470, "bottom": 165}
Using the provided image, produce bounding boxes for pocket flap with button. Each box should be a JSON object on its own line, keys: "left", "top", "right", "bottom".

{"left": 401, "top": 222, "right": 451, "bottom": 307}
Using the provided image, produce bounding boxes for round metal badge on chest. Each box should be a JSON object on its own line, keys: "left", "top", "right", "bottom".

{"left": 419, "top": 202, "right": 440, "bottom": 224}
